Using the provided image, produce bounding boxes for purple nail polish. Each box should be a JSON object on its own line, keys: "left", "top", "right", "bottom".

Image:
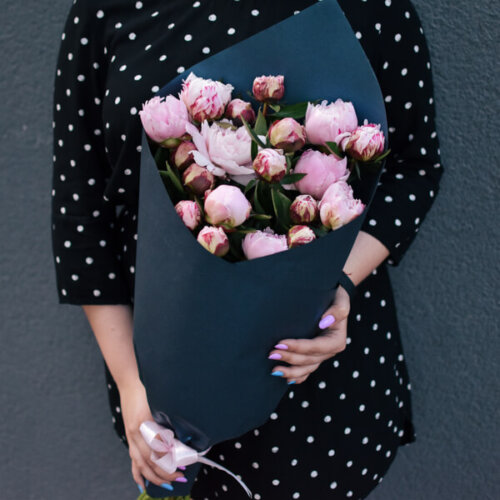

{"left": 175, "top": 477, "right": 188, "bottom": 483}
{"left": 178, "top": 466, "right": 186, "bottom": 470}
{"left": 274, "top": 343, "right": 289, "bottom": 350}
{"left": 268, "top": 353, "right": 282, "bottom": 360}
{"left": 319, "top": 314, "right": 335, "bottom": 329}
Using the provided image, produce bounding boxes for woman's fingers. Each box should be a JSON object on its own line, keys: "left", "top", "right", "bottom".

{"left": 132, "top": 460, "right": 144, "bottom": 491}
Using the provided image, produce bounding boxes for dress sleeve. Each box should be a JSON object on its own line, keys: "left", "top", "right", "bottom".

{"left": 359, "top": 0, "right": 444, "bottom": 267}
{"left": 51, "top": 0, "right": 131, "bottom": 305}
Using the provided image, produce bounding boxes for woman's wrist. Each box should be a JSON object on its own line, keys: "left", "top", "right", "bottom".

{"left": 342, "top": 230, "right": 390, "bottom": 287}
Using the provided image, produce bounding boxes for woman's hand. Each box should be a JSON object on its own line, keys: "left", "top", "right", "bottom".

{"left": 268, "top": 285, "right": 351, "bottom": 385}
{"left": 119, "top": 381, "right": 187, "bottom": 492}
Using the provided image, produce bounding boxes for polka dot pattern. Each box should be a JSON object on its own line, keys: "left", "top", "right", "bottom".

{"left": 53, "top": 0, "right": 443, "bottom": 497}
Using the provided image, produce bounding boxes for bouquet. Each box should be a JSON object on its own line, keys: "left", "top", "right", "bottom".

{"left": 131, "top": 0, "right": 389, "bottom": 496}
{"left": 139, "top": 72, "right": 389, "bottom": 262}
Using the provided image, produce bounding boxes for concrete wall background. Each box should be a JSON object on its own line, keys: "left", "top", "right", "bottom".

{"left": 0, "top": 0, "right": 498, "bottom": 498}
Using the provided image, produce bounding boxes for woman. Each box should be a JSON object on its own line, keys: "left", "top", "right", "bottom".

{"left": 51, "top": 0, "right": 444, "bottom": 498}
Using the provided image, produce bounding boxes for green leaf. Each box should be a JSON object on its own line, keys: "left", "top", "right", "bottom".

{"left": 254, "top": 108, "right": 268, "bottom": 136}
{"left": 241, "top": 116, "right": 266, "bottom": 148}
{"left": 325, "top": 141, "right": 345, "bottom": 158}
{"left": 311, "top": 225, "right": 330, "bottom": 237}
{"left": 285, "top": 154, "right": 292, "bottom": 174}
{"left": 250, "top": 212, "right": 272, "bottom": 220}
{"left": 244, "top": 177, "right": 257, "bottom": 194}
{"left": 281, "top": 172, "right": 306, "bottom": 184}
{"left": 253, "top": 180, "right": 266, "bottom": 214}
{"left": 271, "top": 186, "right": 292, "bottom": 230}
{"left": 269, "top": 104, "right": 281, "bottom": 113}
{"left": 371, "top": 148, "right": 391, "bottom": 162}
{"left": 162, "top": 161, "right": 185, "bottom": 195}
{"left": 270, "top": 101, "right": 310, "bottom": 120}
{"left": 251, "top": 140, "right": 258, "bottom": 161}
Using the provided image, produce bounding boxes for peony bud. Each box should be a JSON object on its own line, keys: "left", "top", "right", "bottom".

{"left": 139, "top": 95, "right": 190, "bottom": 146}
{"left": 253, "top": 148, "right": 287, "bottom": 182}
{"left": 294, "top": 149, "right": 348, "bottom": 200}
{"left": 242, "top": 228, "right": 288, "bottom": 260}
{"left": 252, "top": 75, "right": 285, "bottom": 102}
{"left": 304, "top": 99, "right": 358, "bottom": 146}
{"left": 179, "top": 72, "right": 233, "bottom": 122}
{"left": 174, "top": 200, "right": 201, "bottom": 230}
{"left": 290, "top": 194, "right": 319, "bottom": 224}
{"left": 197, "top": 225, "right": 230, "bottom": 257}
{"left": 319, "top": 181, "right": 365, "bottom": 230}
{"left": 287, "top": 225, "right": 316, "bottom": 248}
{"left": 204, "top": 185, "right": 252, "bottom": 229}
{"left": 343, "top": 123, "right": 385, "bottom": 161}
{"left": 182, "top": 163, "right": 215, "bottom": 195}
{"left": 225, "top": 98, "right": 256, "bottom": 126}
{"left": 172, "top": 141, "right": 197, "bottom": 171}
{"left": 268, "top": 118, "right": 306, "bottom": 153}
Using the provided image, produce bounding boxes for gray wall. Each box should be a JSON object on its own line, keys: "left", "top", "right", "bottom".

{"left": 0, "top": 0, "right": 498, "bottom": 499}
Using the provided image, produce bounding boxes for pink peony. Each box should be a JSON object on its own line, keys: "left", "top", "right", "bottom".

{"left": 197, "top": 226, "right": 230, "bottom": 257}
{"left": 319, "top": 181, "right": 365, "bottom": 230}
{"left": 139, "top": 95, "right": 190, "bottom": 146}
{"left": 305, "top": 99, "right": 358, "bottom": 146}
{"left": 252, "top": 75, "right": 285, "bottom": 102}
{"left": 242, "top": 228, "right": 288, "bottom": 260}
{"left": 343, "top": 123, "right": 385, "bottom": 161}
{"left": 185, "top": 121, "right": 254, "bottom": 177}
{"left": 225, "top": 99, "right": 256, "bottom": 126}
{"left": 253, "top": 148, "right": 287, "bottom": 182}
{"left": 182, "top": 163, "right": 215, "bottom": 195}
{"left": 290, "top": 194, "right": 319, "bottom": 224}
{"left": 171, "top": 141, "right": 197, "bottom": 171}
{"left": 179, "top": 72, "right": 233, "bottom": 122}
{"left": 204, "top": 185, "right": 252, "bottom": 229}
{"left": 268, "top": 118, "right": 306, "bottom": 153}
{"left": 294, "top": 149, "right": 348, "bottom": 200}
{"left": 287, "top": 225, "right": 316, "bottom": 248}
{"left": 174, "top": 200, "right": 201, "bottom": 230}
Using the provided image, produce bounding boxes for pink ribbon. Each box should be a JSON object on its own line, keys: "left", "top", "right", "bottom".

{"left": 139, "top": 421, "right": 253, "bottom": 498}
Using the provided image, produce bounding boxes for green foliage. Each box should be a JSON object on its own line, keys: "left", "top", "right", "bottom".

{"left": 254, "top": 108, "right": 268, "bottom": 136}
{"left": 269, "top": 101, "right": 310, "bottom": 120}
{"left": 281, "top": 172, "right": 306, "bottom": 184}
{"left": 325, "top": 141, "right": 345, "bottom": 158}
{"left": 241, "top": 116, "right": 266, "bottom": 148}
{"left": 271, "top": 186, "right": 292, "bottom": 232}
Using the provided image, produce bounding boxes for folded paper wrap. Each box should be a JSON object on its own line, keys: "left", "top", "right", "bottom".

{"left": 133, "top": 0, "right": 388, "bottom": 496}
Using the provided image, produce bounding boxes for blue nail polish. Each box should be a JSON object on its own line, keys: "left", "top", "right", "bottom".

{"left": 271, "top": 370, "right": 284, "bottom": 377}
{"left": 161, "top": 483, "right": 174, "bottom": 491}
{"left": 288, "top": 380, "right": 296, "bottom": 385}
{"left": 137, "top": 484, "right": 144, "bottom": 493}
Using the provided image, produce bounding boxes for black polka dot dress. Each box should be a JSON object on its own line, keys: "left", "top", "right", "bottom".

{"left": 51, "top": 1, "right": 444, "bottom": 498}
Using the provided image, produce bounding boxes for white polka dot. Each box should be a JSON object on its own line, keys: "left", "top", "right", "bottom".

{"left": 93, "top": 289, "right": 101, "bottom": 297}
{"left": 202, "top": 47, "right": 211, "bottom": 54}
{"left": 251, "top": 9, "right": 260, "bottom": 16}
{"left": 135, "top": 1, "right": 143, "bottom": 8}
{"left": 134, "top": 74, "right": 142, "bottom": 81}
{"left": 330, "top": 481, "right": 337, "bottom": 489}
{"left": 310, "top": 470, "right": 318, "bottom": 478}
{"left": 227, "top": 27, "right": 236, "bottom": 35}
{"left": 272, "top": 479, "right": 279, "bottom": 486}
{"left": 96, "top": 10, "right": 104, "bottom": 19}
{"left": 108, "top": 273, "right": 116, "bottom": 279}
{"left": 184, "top": 34, "right": 193, "bottom": 42}
{"left": 344, "top": 427, "right": 351, "bottom": 434}
{"left": 208, "top": 14, "right": 217, "bottom": 21}
{"left": 395, "top": 33, "right": 402, "bottom": 42}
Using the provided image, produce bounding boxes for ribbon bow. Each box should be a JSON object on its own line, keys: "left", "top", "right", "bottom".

{"left": 139, "top": 421, "right": 252, "bottom": 498}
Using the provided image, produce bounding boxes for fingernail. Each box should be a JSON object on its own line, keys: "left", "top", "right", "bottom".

{"left": 145, "top": 480, "right": 150, "bottom": 487}
{"left": 178, "top": 465, "right": 186, "bottom": 470}
{"left": 271, "top": 370, "right": 284, "bottom": 377}
{"left": 268, "top": 353, "right": 282, "bottom": 360}
{"left": 288, "top": 380, "right": 296, "bottom": 385}
{"left": 137, "top": 484, "right": 144, "bottom": 493}
{"left": 274, "top": 343, "right": 288, "bottom": 350}
{"left": 319, "top": 314, "right": 335, "bottom": 329}
{"left": 161, "top": 483, "right": 174, "bottom": 491}
{"left": 175, "top": 477, "right": 188, "bottom": 483}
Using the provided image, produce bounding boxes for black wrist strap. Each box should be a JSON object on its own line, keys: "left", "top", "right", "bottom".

{"left": 338, "top": 271, "right": 356, "bottom": 300}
